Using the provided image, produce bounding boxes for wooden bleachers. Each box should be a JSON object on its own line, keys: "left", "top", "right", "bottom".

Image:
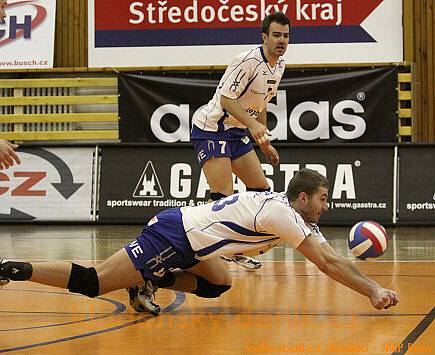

{"left": 398, "top": 69, "right": 413, "bottom": 141}
{"left": 0, "top": 77, "right": 118, "bottom": 142}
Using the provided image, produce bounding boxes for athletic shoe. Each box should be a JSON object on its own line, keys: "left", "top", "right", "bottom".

{"left": 127, "top": 280, "right": 161, "bottom": 315}
{"left": 0, "top": 258, "right": 10, "bottom": 287}
{"left": 220, "top": 255, "right": 262, "bottom": 270}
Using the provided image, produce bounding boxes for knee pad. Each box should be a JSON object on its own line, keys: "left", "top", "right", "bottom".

{"left": 192, "top": 276, "right": 231, "bottom": 298}
{"left": 67, "top": 263, "right": 99, "bottom": 298}
{"left": 209, "top": 192, "right": 228, "bottom": 201}
{"left": 246, "top": 187, "right": 271, "bottom": 192}
{"left": 152, "top": 271, "right": 175, "bottom": 288}
{"left": 0, "top": 260, "right": 32, "bottom": 281}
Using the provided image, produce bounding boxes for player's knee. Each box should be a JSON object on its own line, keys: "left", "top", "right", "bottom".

{"left": 153, "top": 271, "right": 176, "bottom": 288}
{"left": 192, "top": 276, "right": 231, "bottom": 298}
{"left": 67, "top": 263, "right": 99, "bottom": 298}
{"left": 0, "top": 260, "right": 32, "bottom": 280}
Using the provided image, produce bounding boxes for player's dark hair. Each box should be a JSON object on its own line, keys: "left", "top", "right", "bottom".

{"left": 286, "top": 168, "right": 329, "bottom": 201}
{"left": 261, "top": 12, "right": 291, "bottom": 35}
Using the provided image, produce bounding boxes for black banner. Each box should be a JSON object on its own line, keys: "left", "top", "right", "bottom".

{"left": 398, "top": 145, "right": 435, "bottom": 224}
{"left": 98, "top": 144, "right": 394, "bottom": 224}
{"left": 119, "top": 66, "right": 398, "bottom": 144}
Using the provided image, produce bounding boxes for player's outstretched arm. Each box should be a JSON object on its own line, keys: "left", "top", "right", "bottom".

{"left": 0, "top": 139, "right": 21, "bottom": 169}
{"left": 297, "top": 235, "right": 399, "bottom": 310}
{"left": 320, "top": 242, "right": 382, "bottom": 289}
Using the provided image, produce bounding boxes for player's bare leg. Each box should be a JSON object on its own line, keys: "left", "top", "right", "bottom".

{"left": 183, "top": 257, "right": 232, "bottom": 286}
{"left": 129, "top": 257, "right": 232, "bottom": 314}
{"left": 231, "top": 150, "right": 270, "bottom": 190}
{"left": 1, "top": 249, "right": 146, "bottom": 296}
{"left": 202, "top": 156, "right": 234, "bottom": 197}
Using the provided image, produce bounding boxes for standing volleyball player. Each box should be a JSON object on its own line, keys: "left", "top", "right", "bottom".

{"left": 191, "top": 12, "right": 290, "bottom": 270}
{"left": 126, "top": 11, "right": 291, "bottom": 314}
{"left": 0, "top": 169, "right": 399, "bottom": 312}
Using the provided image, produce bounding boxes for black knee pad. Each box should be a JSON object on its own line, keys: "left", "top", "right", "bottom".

{"left": 246, "top": 187, "right": 271, "bottom": 192}
{"left": 67, "top": 263, "right": 99, "bottom": 298}
{"left": 0, "top": 261, "right": 32, "bottom": 281}
{"left": 209, "top": 192, "right": 228, "bottom": 201}
{"left": 152, "top": 271, "right": 175, "bottom": 288}
{"left": 192, "top": 276, "right": 231, "bottom": 298}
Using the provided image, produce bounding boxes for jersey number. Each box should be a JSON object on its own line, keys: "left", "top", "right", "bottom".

{"left": 211, "top": 195, "right": 239, "bottom": 211}
{"left": 218, "top": 141, "right": 226, "bottom": 154}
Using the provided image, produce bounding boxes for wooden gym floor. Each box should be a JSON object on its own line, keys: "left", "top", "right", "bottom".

{"left": 0, "top": 224, "right": 434, "bottom": 354}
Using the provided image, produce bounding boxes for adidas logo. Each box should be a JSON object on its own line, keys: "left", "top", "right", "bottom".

{"left": 12, "top": 267, "right": 19, "bottom": 274}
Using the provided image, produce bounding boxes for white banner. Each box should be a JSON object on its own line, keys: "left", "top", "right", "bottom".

{"left": 0, "top": 147, "right": 94, "bottom": 221}
{"left": 0, "top": 0, "right": 56, "bottom": 69}
{"left": 88, "top": 0, "right": 402, "bottom": 67}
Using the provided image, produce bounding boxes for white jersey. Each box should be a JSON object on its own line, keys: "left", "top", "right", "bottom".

{"left": 181, "top": 191, "right": 316, "bottom": 260}
{"left": 192, "top": 46, "right": 285, "bottom": 132}
{"left": 307, "top": 223, "right": 327, "bottom": 244}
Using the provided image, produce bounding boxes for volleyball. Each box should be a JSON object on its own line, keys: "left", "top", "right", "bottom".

{"left": 348, "top": 221, "right": 388, "bottom": 260}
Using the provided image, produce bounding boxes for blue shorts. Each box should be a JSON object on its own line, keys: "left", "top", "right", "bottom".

{"left": 191, "top": 127, "right": 254, "bottom": 167}
{"left": 124, "top": 208, "right": 199, "bottom": 281}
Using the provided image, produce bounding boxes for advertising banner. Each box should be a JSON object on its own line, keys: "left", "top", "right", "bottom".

{"left": 89, "top": 0, "right": 402, "bottom": 67}
{"left": 98, "top": 144, "right": 394, "bottom": 224}
{"left": 0, "top": 147, "right": 94, "bottom": 221}
{"left": 0, "top": 0, "right": 56, "bottom": 69}
{"left": 119, "top": 66, "right": 398, "bottom": 144}
{"left": 398, "top": 145, "right": 435, "bottom": 224}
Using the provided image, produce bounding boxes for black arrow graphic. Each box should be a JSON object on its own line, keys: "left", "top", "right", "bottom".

{"left": 0, "top": 208, "right": 36, "bottom": 220}
{"left": 20, "top": 148, "right": 84, "bottom": 200}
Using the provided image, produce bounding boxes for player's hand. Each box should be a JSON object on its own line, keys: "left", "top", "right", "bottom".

{"left": 384, "top": 289, "right": 399, "bottom": 308}
{"left": 247, "top": 121, "right": 270, "bottom": 145}
{"left": 260, "top": 142, "right": 279, "bottom": 166}
{"left": 0, "top": 139, "right": 21, "bottom": 169}
{"left": 370, "top": 288, "right": 399, "bottom": 310}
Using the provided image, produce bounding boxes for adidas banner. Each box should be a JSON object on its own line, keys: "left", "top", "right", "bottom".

{"left": 98, "top": 144, "right": 394, "bottom": 224}
{"left": 119, "top": 66, "right": 398, "bottom": 144}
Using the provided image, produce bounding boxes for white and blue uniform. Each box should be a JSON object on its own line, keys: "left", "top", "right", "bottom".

{"left": 191, "top": 46, "right": 285, "bottom": 166}
{"left": 125, "top": 191, "right": 324, "bottom": 281}
{"left": 182, "top": 191, "right": 309, "bottom": 259}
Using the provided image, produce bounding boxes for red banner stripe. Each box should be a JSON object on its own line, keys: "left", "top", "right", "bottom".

{"left": 94, "top": 0, "right": 383, "bottom": 31}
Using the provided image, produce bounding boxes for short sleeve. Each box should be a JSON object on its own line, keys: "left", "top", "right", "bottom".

{"left": 256, "top": 199, "right": 312, "bottom": 249}
{"left": 219, "top": 57, "right": 254, "bottom": 99}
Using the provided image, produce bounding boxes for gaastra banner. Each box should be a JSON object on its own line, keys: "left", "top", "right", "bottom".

{"left": 98, "top": 144, "right": 394, "bottom": 224}
{"left": 119, "top": 66, "right": 398, "bottom": 143}
{"left": 398, "top": 145, "right": 435, "bottom": 224}
{"left": 0, "top": 0, "right": 56, "bottom": 69}
{"left": 88, "top": 0, "right": 402, "bottom": 67}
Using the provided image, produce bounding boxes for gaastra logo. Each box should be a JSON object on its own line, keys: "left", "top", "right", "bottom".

{"left": 0, "top": 1, "right": 47, "bottom": 46}
{"left": 133, "top": 161, "right": 164, "bottom": 198}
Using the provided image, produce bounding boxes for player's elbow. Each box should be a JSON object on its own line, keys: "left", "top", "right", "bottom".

{"left": 220, "top": 94, "right": 235, "bottom": 110}
{"left": 314, "top": 253, "right": 339, "bottom": 275}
